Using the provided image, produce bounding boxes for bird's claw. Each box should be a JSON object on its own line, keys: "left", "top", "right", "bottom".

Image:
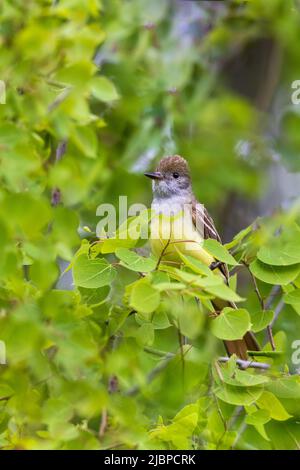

{"left": 209, "top": 260, "right": 223, "bottom": 271}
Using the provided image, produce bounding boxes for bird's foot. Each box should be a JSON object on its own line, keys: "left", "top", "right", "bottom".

{"left": 209, "top": 260, "right": 223, "bottom": 271}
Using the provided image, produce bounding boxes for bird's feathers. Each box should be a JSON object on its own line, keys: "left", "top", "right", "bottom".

{"left": 156, "top": 155, "right": 190, "bottom": 177}
{"left": 148, "top": 155, "right": 260, "bottom": 359}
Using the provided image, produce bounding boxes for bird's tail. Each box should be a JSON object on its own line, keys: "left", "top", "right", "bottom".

{"left": 224, "top": 331, "right": 260, "bottom": 361}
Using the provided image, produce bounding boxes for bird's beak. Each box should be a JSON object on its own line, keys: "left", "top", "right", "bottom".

{"left": 144, "top": 171, "right": 163, "bottom": 180}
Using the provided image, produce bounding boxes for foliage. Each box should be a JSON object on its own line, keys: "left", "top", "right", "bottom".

{"left": 0, "top": 0, "right": 300, "bottom": 451}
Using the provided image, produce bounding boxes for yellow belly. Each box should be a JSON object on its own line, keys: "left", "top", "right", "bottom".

{"left": 150, "top": 210, "right": 215, "bottom": 266}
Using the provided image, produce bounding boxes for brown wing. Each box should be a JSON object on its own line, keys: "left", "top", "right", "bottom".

{"left": 192, "top": 200, "right": 261, "bottom": 359}
{"left": 192, "top": 200, "right": 229, "bottom": 280}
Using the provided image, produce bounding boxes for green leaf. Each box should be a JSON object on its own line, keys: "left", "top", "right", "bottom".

{"left": 211, "top": 308, "right": 251, "bottom": 340}
{"left": 256, "top": 391, "right": 292, "bottom": 421}
{"left": 71, "top": 126, "right": 98, "bottom": 158}
{"left": 250, "top": 310, "right": 274, "bottom": 332}
{"left": 250, "top": 259, "right": 300, "bottom": 285}
{"left": 0, "top": 383, "right": 13, "bottom": 399}
{"left": 254, "top": 424, "right": 270, "bottom": 442}
{"left": 214, "top": 365, "right": 269, "bottom": 387}
{"left": 78, "top": 286, "right": 110, "bottom": 305}
{"left": 100, "top": 236, "right": 137, "bottom": 254}
{"left": 248, "top": 350, "right": 284, "bottom": 358}
{"left": 90, "top": 76, "right": 119, "bottom": 102}
{"left": 154, "top": 282, "right": 186, "bottom": 291}
{"left": 215, "top": 383, "right": 263, "bottom": 406}
{"left": 245, "top": 409, "right": 271, "bottom": 426}
{"left": 99, "top": 214, "right": 149, "bottom": 254}
{"left": 136, "top": 323, "right": 154, "bottom": 346}
{"left": 31, "top": 260, "right": 59, "bottom": 291}
{"left": 222, "top": 369, "right": 269, "bottom": 387}
{"left": 266, "top": 376, "right": 300, "bottom": 399}
{"left": 205, "top": 283, "right": 244, "bottom": 303}
{"left": 130, "top": 279, "right": 160, "bottom": 314}
{"left": 160, "top": 265, "right": 243, "bottom": 301}
{"left": 150, "top": 403, "right": 199, "bottom": 449}
{"left": 225, "top": 225, "right": 252, "bottom": 250}
{"left": 203, "top": 239, "right": 239, "bottom": 266}
{"left": 177, "top": 252, "right": 213, "bottom": 276}
{"left": 115, "top": 248, "right": 156, "bottom": 272}
{"left": 176, "top": 301, "right": 204, "bottom": 339}
{"left": 233, "top": 369, "right": 269, "bottom": 386}
{"left": 257, "top": 225, "right": 300, "bottom": 266}
{"left": 73, "top": 254, "right": 116, "bottom": 288}
{"left": 150, "top": 310, "right": 171, "bottom": 329}
{"left": 283, "top": 288, "right": 300, "bottom": 306}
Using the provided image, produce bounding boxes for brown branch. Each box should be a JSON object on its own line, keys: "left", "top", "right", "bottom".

{"left": 98, "top": 408, "right": 108, "bottom": 439}
{"left": 155, "top": 237, "right": 171, "bottom": 270}
{"left": 266, "top": 325, "right": 276, "bottom": 351}
{"left": 242, "top": 261, "right": 264, "bottom": 310}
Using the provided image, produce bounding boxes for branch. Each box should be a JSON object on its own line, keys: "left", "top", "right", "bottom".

{"left": 218, "top": 356, "right": 270, "bottom": 370}
{"left": 48, "top": 86, "right": 72, "bottom": 112}
{"left": 155, "top": 237, "right": 171, "bottom": 270}
{"left": 51, "top": 139, "right": 67, "bottom": 207}
{"left": 98, "top": 408, "right": 108, "bottom": 439}
{"left": 242, "top": 261, "right": 264, "bottom": 309}
{"left": 124, "top": 352, "right": 174, "bottom": 397}
{"left": 143, "top": 346, "right": 175, "bottom": 358}
{"left": 264, "top": 286, "right": 283, "bottom": 348}
{"left": 242, "top": 261, "right": 275, "bottom": 351}
{"left": 124, "top": 346, "right": 194, "bottom": 397}
{"left": 270, "top": 298, "right": 285, "bottom": 328}
{"left": 265, "top": 285, "right": 281, "bottom": 310}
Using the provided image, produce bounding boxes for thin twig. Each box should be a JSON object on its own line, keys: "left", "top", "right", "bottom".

{"left": 125, "top": 347, "right": 270, "bottom": 397}
{"left": 124, "top": 353, "right": 174, "bottom": 397}
{"left": 265, "top": 285, "right": 281, "bottom": 310}
{"left": 242, "top": 261, "right": 264, "bottom": 310}
{"left": 177, "top": 319, "right": 185, "bottom": 388}
{"left": 143, "top": 346, "right": 173, "bottom": 358}
{"left": 218, "top": 356, "right": 270, "bottom": 370}
{"left": 267, "top": 325, "right": 276, "bottom": 351}
{"left": 48, "top": 86, "right": 72, "bottom": 112}
{"left": 242, "top": 261, "right": 275, "bottom": 351}
{"left": 232, "top": 420, "right": 248, "bottom": 449}
{"left": 125, "top": 346, "right": 194, "bottom": 397}
{"left": 51, "top": 139, "right": 67, "bottom": 207}
{"left": 155, "top": 237, "right": 171, "bottom": 270}
{"left": 98, "top": 408, "right": 108, "bottom": 439}
{"left": 270, "top": 298, "right": 285, "bottom": 327}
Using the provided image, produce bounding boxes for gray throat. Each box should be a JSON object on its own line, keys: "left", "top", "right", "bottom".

{"left": 152, "top": 192, "right": 194, "bottom": 215}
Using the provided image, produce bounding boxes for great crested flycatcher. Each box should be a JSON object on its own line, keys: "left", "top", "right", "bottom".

{"left": 145, "top": 155, "right": 260, "bottom": 360}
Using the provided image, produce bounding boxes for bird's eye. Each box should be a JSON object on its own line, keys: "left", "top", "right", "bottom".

{"left": 172, "top": 172, "right": 179, "bottom": 179}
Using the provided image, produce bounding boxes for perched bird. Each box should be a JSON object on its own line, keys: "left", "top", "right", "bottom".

{"left": 145, "top": 155, "right": 260, "bottom": 360}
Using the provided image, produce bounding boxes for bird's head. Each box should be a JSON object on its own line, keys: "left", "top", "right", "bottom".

{"left": 144, "top": 155, "right": 192, "bottom": 199}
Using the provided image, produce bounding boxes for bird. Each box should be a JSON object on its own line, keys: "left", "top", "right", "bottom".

{"left": 144, "top": 154, "right": 260, "bottom": 360}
